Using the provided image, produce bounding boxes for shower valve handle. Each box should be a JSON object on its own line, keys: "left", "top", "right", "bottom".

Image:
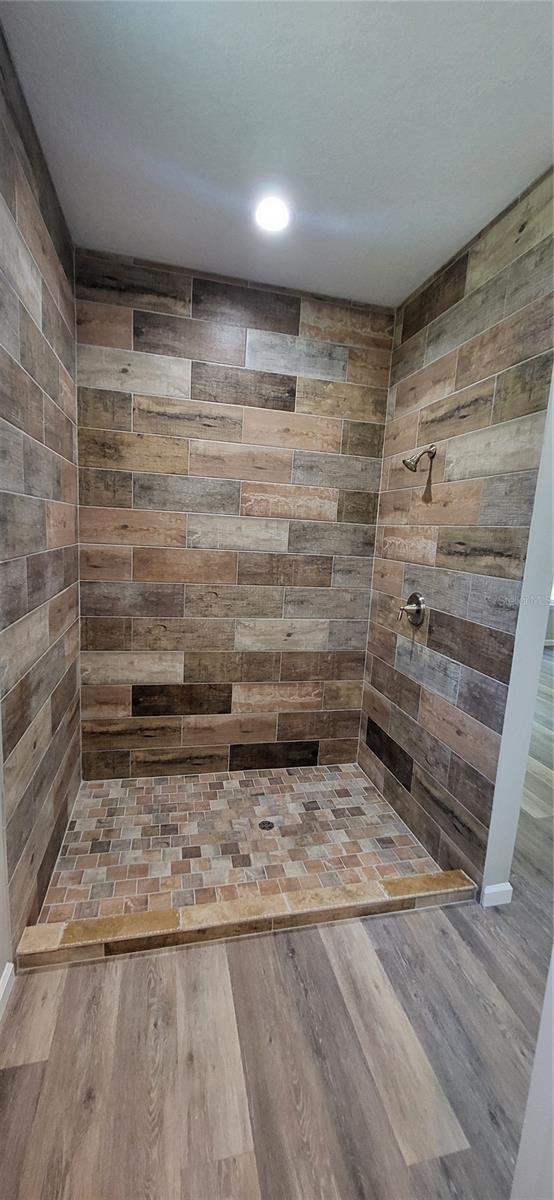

{"left": 397, "top": 592, "right": 425, "bottom": 627}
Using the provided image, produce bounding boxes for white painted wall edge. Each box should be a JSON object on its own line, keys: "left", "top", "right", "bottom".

{"left": 481, "top": 882, "right": 513, "bottom": 907}
{"left": 511, "top": 951, "right": 553, "bottom": 1200}
{"left": 0, "top": 961, "right": 15, "bottom": 1026}
{"left": 482, "top": 387, "right": 553, "bottom": 901}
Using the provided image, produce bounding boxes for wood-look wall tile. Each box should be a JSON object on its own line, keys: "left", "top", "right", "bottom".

{"left": 383, "top": 411, "right": 419, "bottom": 458}
{"left": 425, "top": 272, "right": 507, "bottom": 365}
{"left": 3, "top": 701, "right": 51, "bottom": 821}
{"left": 19, "top": 307, "right": 59, "bottom": 401}
{"left": 132, "top": 683, "right": 232, "bottom": 716}
{"left": 0, "top": 191, "right": 41, "bottom": 323}
{"left": 245, "top": 329, "right": 347, "bottom": 381}
{"left": 79, "top": 507, "right": 188, "bottom": 547}
{"left": 2, "top": 634, "right": 70, "bottom": 758}
{"left": 418, "top": 379, "right": 495, "bottom": 444}
{"left": 364, "top": 716, "right": 413, "bottom": 790}
{"left": 183, "top": 651, "right": 281, "bottom": 683}
{"left": 277, "top": 709, "right": 360, "bottom": 741}
{"left": 0, "top": 604, "right": 49, "bottom": 696}
{"left": 133, "top": 310, "right": 246, "bottom": 366}
{"left": 45, "top": 502, "right": 78, "bottom": 550}
{"left": 402, "top": 254, "right": 468, "bottom": 343}
{"left": 79, "top": 467, "right": 133, "bottom": 508}
{"left": 242, "top": 407, "right": 342, "bottom": 453}
{"left": 182, "top": 712, "right": 277, "bottom": 746}
{"left": 76, "top": 250, "right": 192, "bottom": 315}
{"left": 466, "top": 575, "right": 521, "bottom": 635}
{"left": 81, "top": 580, "right": 183, "bottom": 617}
{"left": 465, "top": 171, "right": 553, "bottom": 292}
{"left": 190, "top": 361, "right": 296, "bottom": 411}
{"left": 132, "top": 618, "right": 235, "bottom": 652}
{"left": 188, "top": 514, "right": 289, "bottom": 552}
{"left": 0, "top": 492, "right": 46, "bottom": 560}
{"left": 365, "top": 621, "right": 398, "bottom": 666}
{"left": 331, "top": 556, "right": 372, "bottom": 590}
{"left": 0, "top": 557, "right": 27, "bottom": 630}
{"left": 371, "top": 557, "right": 404, "bottom": 596}
{"left": 370, "top": 589, "right": 426, "bottom": 645}
{"left": 129, "top": 746, "right": 229, "bottom": 777}
{"left": 133, "top": 392, "right": 242, "bottom": 442}
{"left": 377, "top": 524, "right": 437, "bottom": 566}
{"left": 133, "top": 547, "right": 236, "bottom": 583}
{"left": 395, "top": 351, "right": 458, "bottom": 418}
{"left": 327, "top": 620, "right": 369, "bottom": 650}
{"left": 455, "top": 294, "right": 553, "bottom": 390}
{"left": 48, "top": 584, "right": 78, "bottom": 642}
{"left": 456, "top": 666, "right": 508, "bottom": 734}
{"left": 51, "top": 659, "right": 79, "bottom": 734}
{"left": 362, "top": 682, "right": 391, "bottom": 730}
{"left": 292, "top": 449, "right": 380, "bottom": 491}
{"left": 389, "top": 328, "right": 427, "bottom": 387}
{"left": 234, "top": 618, "right": 328, "bottom": 651}
{"left": 22, "top": 439, "right": 62, "bottom": 502}
{"left": 0, "top": 417, "right": 24, "bottom": 493}
{"left": 81, "top": 617, "right": 132, "bottom": 651}
{"left": 189, "top": 439, "right": 292, "bottom": 484}
{"left": 80, "top": 685, "right": 131, "bottom": 720}
{"left": 284, "top": 586, "right": 369, "bottom": 620}
{"left": 419, "top": 688, "right": 500, "bottom": 781}
{"left": 192, "top": 278, "right": 300, "bottom": 334}
{"left": 81, "top": 717, "right": 182, "bottom": 750}
{"left": 133, "top": 472, "right": 240, "bottom": 515}
{"left": 229, "top": 741, "right": 318, "bottom": 771}
{"left": 435, "top": 527, "right": 528, "bottom": 580}
{"left": 341, "top": 420, "right": 384, "bottom": 458}
{"left": 233, "top": 681, "right": 323, "bottom": 713}
{"left": 76, "top": 301, "right": 133, "bottom": 348}
{"left": 82, "top": 749, "right": 131, "bottom": 780}
{"left": 491, "top": 351, "right": 552, "bottom": 424}
{"left": 447, "top": 753, "right": 495, "bottom": 827}
{"left": 370, "top": 657, "right": 420, "bottom": 718}
{"left": 79, "top": 428, "right": 190, "bottom": 475}
{"left": 81, "top": 652, "right": 184, "bottom": 686}
{"left": 444, "top": 410, "right": 545, "bottom": 482}
{"left": 240, "top": 480, "right": 338, "bottom": 522}
{"left": 58, "top": 363, "right": 77, "bottom": 423}
{"left": 318, "top": 737, "right": 359, "bottom": 764}
{"left": 322, "top": 680, "right": 363, "bottom": 710}
{"left": 77, "top": 387, "right": 132, "bottom": 430}
{"left": 388, "top": 704, "right": 451, "bottom": 786}
{"left": 336, "top": 491, "right": 378, "bottom": 525}
{"left": 280, "top": 650, "right": 364, "bottom": 681}
{"left": 479, "top": 470, "right": 538, "bottom": 527}
{"left": 299, "top": 297, "right": 393, "bottom": 347}
{"left": 80, "top": 545, "right": 132, "bottom": 581}
{"left": 288, "top": 520, "right": 374, "bottom": 557}
{"left": 346, "top": 343, "right": 391, "bottom": 388}
{"left": 0, "top": 269, "right": 19, "bottom": 358}
{"left": 385, "top": 444, "right": 446, "bottom": 492}
{"left": 237, "top": 550, "right": 331, "bottom": 587}
{"left": 395, "top": 636, "right": 460, "bottom": 703}
{"left": 78, "top": 344, "right": 192, "bottom": 399}
{"left": 43, "top": 396, "right": 75, "bottom": 462}
{"left": 185, "top": 584, "right": 283, "bottom": 618}
{"left": 0, "top": 345, "right": 43, "bottom": 441}
{"left": 410, "top": 764, "right": 487, "bottom": 873}
{"left": 403, "top": 563, "right": 470, "bottom": 620}
{"left": 296, "top": 377, "right": 386, "bottom": 422}
{"left": 427, "top": 609, "right": 513, "bottom": 683}
{"left": 504, "top": 233, "right": 553, "bottom": 317}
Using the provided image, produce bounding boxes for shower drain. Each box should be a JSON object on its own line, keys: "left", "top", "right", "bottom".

{"left": 258, "top": 819, "right": 275, "bottom": 831}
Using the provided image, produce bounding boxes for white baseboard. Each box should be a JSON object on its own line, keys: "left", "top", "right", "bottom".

{"left": 481, "top": 882, "right": 513, "bottom": 907}
{"left": 0, "top": 961, "right": 14, "bottom": 1025}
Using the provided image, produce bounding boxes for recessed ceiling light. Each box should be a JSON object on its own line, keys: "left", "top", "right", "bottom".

{"left": 255, "top": 196, "right": 290, "bottom": 233}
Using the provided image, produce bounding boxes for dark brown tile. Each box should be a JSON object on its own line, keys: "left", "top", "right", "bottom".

{"left": 402, "top": 254, "right": 468, "bottom": 342}
{"left": 428, "top": 609, "right": 513, "bottom": 684}
{"left": 183, "top": 651, "right": 281, "bottom": 683}
{"left": 82, "top": 750, "right": 131, "bottom": 780}
{"left": 132, "top": 684, "right": 232, "bottom": 716}
{"left": 411, "top": 764, "right": 487, "bottom": 873}
{"left": 191, "top": 361, "right": 296, "bottom": 411}
{"left": 447, "top": 753, "right": 495, "bottom": 827}
{"left": 365, "top": 716, "right": 414, "bottom": 790}
{"left": 130, "top": 745, "right": 229, "bottom": 777}
{"left": 382, "top": 769, "right": 441, "bottom": 861}
{"left": 80, "top": 582, "right": 184, "bottom": 617}
{"left": 192, "top": 278, "right": 300, "bottom": 334}
{"left": 280, "top": 650, "right": 365, "bottom": 681}
{"left": 370, "top": 657, "right": 420, "bottom": 719}
{"left": 81, "top": 617, "right": 132, "bottom": 651}
{"left": 229, "top": 740, "right": 318, "bottom": 770}
{"left": 76, "top": 249, "right": 192, "bottom": 314}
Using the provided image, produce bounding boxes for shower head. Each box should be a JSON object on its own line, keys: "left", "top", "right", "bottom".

{"left": 402, "top": 445, "right": 437, "bottom": 472}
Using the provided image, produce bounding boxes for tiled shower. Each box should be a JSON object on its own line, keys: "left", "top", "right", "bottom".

{"left": 0, "top": 28, "right": 552, "bottom": 956}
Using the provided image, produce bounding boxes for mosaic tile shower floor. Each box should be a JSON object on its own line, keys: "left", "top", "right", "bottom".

{"left": 39, "top": 762, "right": 442, "bottom": 923}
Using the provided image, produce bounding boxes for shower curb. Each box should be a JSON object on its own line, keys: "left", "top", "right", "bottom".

{"left": 17, "top": 869, "right": 476, "bottom": 970}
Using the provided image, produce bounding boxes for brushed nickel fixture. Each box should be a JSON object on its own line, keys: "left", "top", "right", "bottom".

{"left": 397, "top": 591, "right": 426, "bottom": 627}
{"left": 402, "top": 444, "right": 437, "bottom": 472}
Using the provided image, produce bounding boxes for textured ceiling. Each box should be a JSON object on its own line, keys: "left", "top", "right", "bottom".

{"left": 1, "top": 1, "right": 552, "bottom": 304}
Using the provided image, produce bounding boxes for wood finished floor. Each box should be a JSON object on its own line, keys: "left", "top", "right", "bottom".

{"left": 0, "top": 651, "right": 551, "bottom": 1200}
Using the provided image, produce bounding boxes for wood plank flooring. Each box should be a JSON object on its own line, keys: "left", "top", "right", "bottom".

{"left": 0, "top": 650, "right": 551, "bottom": 1199}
